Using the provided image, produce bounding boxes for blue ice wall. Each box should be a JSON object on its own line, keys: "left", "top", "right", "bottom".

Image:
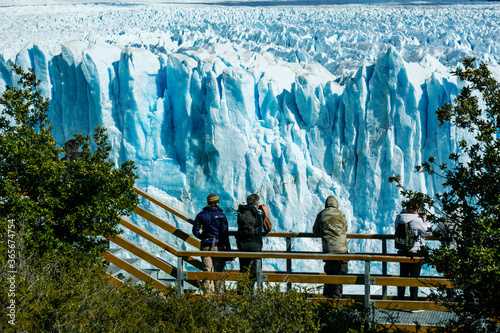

{"left": 0, "top": 43, "right": 469, "bottom": 250}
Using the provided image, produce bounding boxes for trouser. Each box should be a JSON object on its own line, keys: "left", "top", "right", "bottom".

{"left": 398, "top": 261, "right": 422, "bottom": 300}
{"left": 324, "top": 257, "right": 348, "bottom": 298}
{"left": 236, "top": 241, "right": 262, "bottom": 293}
{"left": 200, "top": 244, "right": 225, "bottom": 294}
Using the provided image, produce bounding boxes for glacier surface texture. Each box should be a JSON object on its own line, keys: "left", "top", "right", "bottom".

{"left": 1, "top": 2, "right": 499, "bottom": 279}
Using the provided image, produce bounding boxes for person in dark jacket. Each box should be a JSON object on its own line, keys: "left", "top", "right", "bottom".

{"left": 235, "top": 193, "right": 272, "bottom": 292}
{"left": 313, "top": 195, "right": 349, "bottom": 298}
{"left": 192, "top": 193, "right": 230, "bottom": 294}
{"left": 61, "top": 139, "right": 81, "bottom": 162}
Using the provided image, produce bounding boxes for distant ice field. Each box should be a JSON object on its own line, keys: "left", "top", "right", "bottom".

{"left": 1, "top": 1, "right": 499, "bottom": 79}
{"left": 0, "top": 0, "right": 495, "bottom": 6}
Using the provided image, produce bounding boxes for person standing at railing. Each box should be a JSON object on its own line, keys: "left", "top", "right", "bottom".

{"left": 235, "top": 193, "right": 272, "bottom": 292}
{"left": 394, "top": 201, "right": 431, "bottom": 301}
{"left": 313, "top": 195, "right": 349, "bottom": 299}
{"left": 192, "top": 193, "right": 231, "bottom": 294}
{"left": 61, "top": 138, "right": 82, "bottom": 162}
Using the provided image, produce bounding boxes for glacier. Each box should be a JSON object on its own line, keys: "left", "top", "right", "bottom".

{"left": 1, "top": 1, "right": 499, "bottom": 282}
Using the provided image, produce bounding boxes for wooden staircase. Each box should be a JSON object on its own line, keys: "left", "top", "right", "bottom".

{"left": 102, "top": 186, "right": 456, "bottom": 332}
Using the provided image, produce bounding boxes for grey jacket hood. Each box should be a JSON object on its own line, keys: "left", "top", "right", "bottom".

{"left": 325, "top": 195, "right": 339, "bottom": 208}
{"left": 396, "top": 210, "right": 417, "bottom": 224}
{"left": 394, "top": 210, "right": 432, "bottom": 253}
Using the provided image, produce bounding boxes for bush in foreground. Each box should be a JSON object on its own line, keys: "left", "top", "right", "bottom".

{"left": 0, "top": 250, "right": 394, "bottom": 333}
{"left": 4, "top": 249, "right": 490, "bottom": 332}
{"left": 0, "top": 65, "right": 139, "bottom": 261}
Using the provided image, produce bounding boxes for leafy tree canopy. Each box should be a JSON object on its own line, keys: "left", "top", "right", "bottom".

{"left": 390, "top": 58, "right": 500, "bottom": 327}
{"left": 0, "top": 65, "right": 139, "bottom": 261}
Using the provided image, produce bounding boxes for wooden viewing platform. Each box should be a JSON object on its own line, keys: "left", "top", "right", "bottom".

{"left": 103, "top": 187, "right": 456, "bottom": 332}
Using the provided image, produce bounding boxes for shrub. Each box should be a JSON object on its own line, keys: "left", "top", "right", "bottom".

{"left": 0, "top": 65, "right": 139, "bottom": 261}
{"left": 0, "top": 250, "right": 386, "bottom": 333}
{"left": 314, "top": 299, "right": 370, "bottom": 333}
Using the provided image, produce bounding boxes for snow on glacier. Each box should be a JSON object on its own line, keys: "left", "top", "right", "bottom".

{"left": 1, "top": 2, "right": 499, "bottom": 282}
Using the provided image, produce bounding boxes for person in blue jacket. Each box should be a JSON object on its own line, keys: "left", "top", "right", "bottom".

{"left": 192, "top": 193, "right": 230, "bottom": 294}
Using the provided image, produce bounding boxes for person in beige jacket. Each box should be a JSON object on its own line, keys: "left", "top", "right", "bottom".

{"left": 313, "top": 195, "right": 348, "bottom": 298}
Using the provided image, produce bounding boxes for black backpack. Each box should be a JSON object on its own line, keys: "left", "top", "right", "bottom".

{"left": 394, "top": 222, "right": 417, "bottom": 252}
{"left": 236, "top": 205, "right": 261, "bottom": 243}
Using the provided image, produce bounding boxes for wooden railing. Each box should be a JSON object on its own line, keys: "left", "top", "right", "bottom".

{"left": 173, "top": 250, "right": 451, "bottom": 309}
{"left": 102, "top": 186, "right": 453, "bottom": 329}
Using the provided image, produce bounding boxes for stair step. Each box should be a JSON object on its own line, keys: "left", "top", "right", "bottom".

{"left": 107, "top": 264, "right": 123, "bottom": 275}
{"left": 108, "top": 247, "right": 123, "bottom": 255}
{"left": 142, "top": 268, "right": 160, "bottom": 276}
{"left": 123, "top": 258, "right": 140, "bottom": 265}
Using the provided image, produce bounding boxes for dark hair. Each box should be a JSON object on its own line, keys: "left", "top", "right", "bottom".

{"left": 247, "top": 194, "right": 260, "bottom": 207}
{"left": 404, "top": 200, "right": 420, "bottom": 213}
{"left": 64, "top": 139, "right": 80, "bottom": 153}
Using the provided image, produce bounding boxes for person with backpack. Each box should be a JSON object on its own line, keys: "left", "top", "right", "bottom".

{"left": 394, "top": 201, "right": 431, "bottom": 301}
{"left": 235, "top": 194, "right": 272, "bottom": 291}
{"left": 313, "top": 195, "right": 349, "bottom": 298}
{"left": 192, "top": 193, "right": 231, "bottom": 294}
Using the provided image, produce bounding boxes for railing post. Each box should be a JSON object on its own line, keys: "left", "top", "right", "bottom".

{"left": 364, "top": 260, "right": 372, "bottom": 307}
{"left": 177, "top": 256, "right": 184, "bottom": 297}
{"left": 256, "top": 258, "right": 264, "bottom": 288}
{"left": 286, "top": 237, "right": 292, "bottom": 292}
{"left": 382, "top": 238, "right": 387, "bottom": 300}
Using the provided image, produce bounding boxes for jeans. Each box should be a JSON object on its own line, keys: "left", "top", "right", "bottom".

{"left": 237, "top": 241, "right": 262, "bottom": 293}
{"left": 398, "top": 261, "right": 422, "bottom": 300}
{"left": 324, "top": 258, "right": 348, "bottom": 298}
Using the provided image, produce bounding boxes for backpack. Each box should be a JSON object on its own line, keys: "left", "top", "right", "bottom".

{"left": 236, "top": 205, "right": 261, "bottom": 242}
{"left": 394, "top": 222, "right": 417, "bottom": 252}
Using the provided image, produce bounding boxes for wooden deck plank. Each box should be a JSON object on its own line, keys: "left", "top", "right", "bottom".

{"left": 375, "top": 300, "right": 450, "bottom": 311}
{"left": 178, "top": 250, "right": 425, "bottom": 263}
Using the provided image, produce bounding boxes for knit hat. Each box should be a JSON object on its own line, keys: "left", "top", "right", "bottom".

{"left": 207, "top": 193, "right": 219, "bottom": 205}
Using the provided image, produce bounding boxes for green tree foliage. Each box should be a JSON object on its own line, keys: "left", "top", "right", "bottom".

{"left": 0, "top": 65, "right": 139, "bottom": 260}
{"left": 1, "top": 249, "right": 381, "bottom": 332}
{"left": 390, "top": 58, "right": 500, "bottom": 328}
